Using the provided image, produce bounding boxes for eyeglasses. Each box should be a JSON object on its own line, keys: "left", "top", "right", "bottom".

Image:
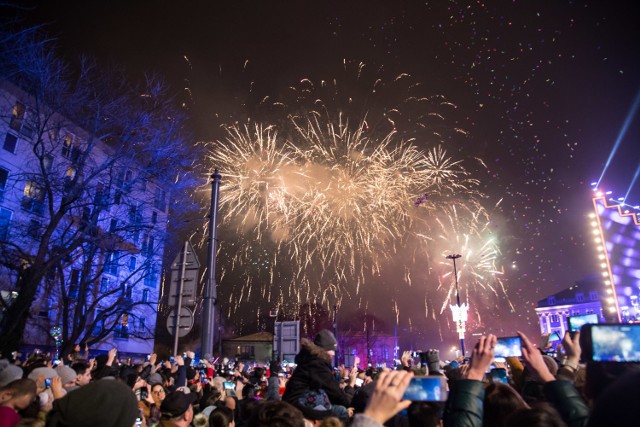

{"left": 153, "top": 389, "right": 165, "bottom": 395}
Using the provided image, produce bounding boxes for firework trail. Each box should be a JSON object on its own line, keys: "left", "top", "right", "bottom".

{"left": 199, "top": 62, "right": 511, "bottom": 335}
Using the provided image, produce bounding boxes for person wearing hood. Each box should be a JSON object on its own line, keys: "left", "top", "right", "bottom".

{"left": 282, "top": 329, "right": 357, "bottom": 421}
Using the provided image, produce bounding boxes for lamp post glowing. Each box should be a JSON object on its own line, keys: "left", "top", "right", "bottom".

{"left": 447, "top": 254, "right": 467, "bottom": 357}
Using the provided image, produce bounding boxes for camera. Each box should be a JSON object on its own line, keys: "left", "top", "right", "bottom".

{"left": 402, "top": 376, "right": 448, "bottom": 401}
{"left": 494, "top": 336, "right": 523, "bottom": 358}
{"left": 581, "top": 323, "right": 640, "bottom": 362}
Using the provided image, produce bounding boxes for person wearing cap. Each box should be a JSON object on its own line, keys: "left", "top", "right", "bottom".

{"left": 283, "top": 329, "right": 356, "bottom": 421}
{"left": 159, "top": 390, "right": 198, "bottom": 427}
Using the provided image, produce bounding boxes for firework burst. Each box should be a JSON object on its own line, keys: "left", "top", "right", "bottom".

{"left": 199, "top": 63, "right": 511, "bottom": 335}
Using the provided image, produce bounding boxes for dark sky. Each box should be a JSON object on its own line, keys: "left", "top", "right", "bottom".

{"left": 13, "top": 0, "right": 640, "bottom": 349}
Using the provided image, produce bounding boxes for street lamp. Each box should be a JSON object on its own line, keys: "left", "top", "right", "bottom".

{"left": 446, "top": 254, "right": 467, "bottom": 357}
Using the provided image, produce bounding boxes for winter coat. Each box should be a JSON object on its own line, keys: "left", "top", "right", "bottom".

{"left": 443, "top": 379, "right": 485, "bottom": 427}
{"left": 543, "top": 380, "right": 589, "bottom": 427}
{"left": 282, "top": 338, "right": 353, "bottom": 407}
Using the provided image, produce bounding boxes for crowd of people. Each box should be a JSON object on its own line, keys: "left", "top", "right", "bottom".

{"left": 0, "top": 328, "right": 638, "bottom": 427}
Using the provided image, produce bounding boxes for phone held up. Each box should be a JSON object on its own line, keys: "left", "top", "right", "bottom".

{"left": 581, "top": 323, "right": 640, "bottom": 363}
{"left": 493, "top": 336, "right": 523, "bottom": 358}
{"left": 402, "top": 376, "right": 448, "bottom": 402}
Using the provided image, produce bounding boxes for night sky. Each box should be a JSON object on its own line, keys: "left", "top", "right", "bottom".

{"left": 13, "top": 1, "right": 640, "bottom": 350}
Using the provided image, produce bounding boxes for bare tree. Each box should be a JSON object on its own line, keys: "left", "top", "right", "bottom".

{"left": 0, "top": 27, "right": 198, "bottom": 356}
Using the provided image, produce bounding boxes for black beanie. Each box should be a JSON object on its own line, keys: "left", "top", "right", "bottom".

{"left": 314, "top": 329, "right": 337, "bottom": 351}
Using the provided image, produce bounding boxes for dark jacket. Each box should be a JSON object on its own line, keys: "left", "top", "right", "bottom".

{"left": 443, "top": 380, "right": 485, "bottom": 427}
{"left": 543, "top": 380, "right": 589, "bottom": 427}
{"left": 282, "top": 338, "right": 353, "bottom": 407}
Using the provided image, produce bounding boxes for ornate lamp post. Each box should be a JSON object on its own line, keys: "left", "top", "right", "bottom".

{"left": 446, "top": 254, "right": 467, "bottom": 357}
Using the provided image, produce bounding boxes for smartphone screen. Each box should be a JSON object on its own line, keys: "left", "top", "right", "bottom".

{"left": 402, "top": 376, "right": 447, "bottom": 401}
{"left": 568, "top": 313, "right": 599, "bottom": 332}
{"left": 45, "top": 378, "right": 51, "bottom": 388}
{"left": 494, "top": 336, "right": 522, "bottom": 358}
{"left": 590, "top": 324, "right": 640, "bottom": 362}
{"left": 223, "top": 381, "right": 235, "bottom": 390}
{"left": 355, "top": 378, "right": 364, "bottom": 387}
{"left": 490, "top": 368, "right": 508, "bottom": 384}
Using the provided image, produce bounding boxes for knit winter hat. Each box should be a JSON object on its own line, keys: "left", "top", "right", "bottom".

{"left": 55, "top": 365, "right": 77, "bottom": 386}
{"left": 0, "top": 364, "right": 23, "bottom": 387}
{"left": 313, "top": 330, "right": 337, "bottom": 351}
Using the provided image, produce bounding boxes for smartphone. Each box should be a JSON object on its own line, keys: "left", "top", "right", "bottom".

{"left": 568, "top": 314, "right": 599, "bottom": 332}
{"left": 355, "top": 378, "right": 364, "bottom": 387}
{"left": 146, "top": 355, "right": 151, "bottom": 361}
{"left": 140, "top": 388, "right": 148, "bottom": 400}
{"left": 582, "top": 323, "right": 640, "bottom": 362}
{"left": 494, "top": 336, "right": 523, "bottom": 358}
{"left": 169, "top": 356, "right": 175, "bottom": 363}
{"left": 223, "top": 381, "right": 235, "bottom": 390}
{"left": 45, "top": 378, "right": 52, "bottom": 388}
{"left": 490, "top": 368, "right": 508, "bottom": 384}
{"left": 135, "top": 418, "right": 142, "bottom": 427}
{"left": 402, "top": 376, "right": 448, "bottom": 401}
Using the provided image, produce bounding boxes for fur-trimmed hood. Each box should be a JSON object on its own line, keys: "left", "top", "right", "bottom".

{"left": 296, "top": 338, "right": 333, "bottom": 364}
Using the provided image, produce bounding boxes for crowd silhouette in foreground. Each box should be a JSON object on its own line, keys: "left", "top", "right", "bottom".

{"left": 0, "top": 327, "right": 638, "bottom": 427}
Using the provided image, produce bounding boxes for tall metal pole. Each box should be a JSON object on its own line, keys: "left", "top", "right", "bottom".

{"left": 333, "top": 304, "right": 338, "bottom": 364}
{"left": 447, "top": 254, "right": 466, "bottom": 357}
{"left": 201, "top": 169, "right": 221, "bottom": 359}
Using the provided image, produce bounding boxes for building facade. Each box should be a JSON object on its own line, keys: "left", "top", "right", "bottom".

{"left": 0, "top": 80, "right": 168, "bottom": 357}
{"left": 535, "top": 276, "right": 605, "bottom": 339}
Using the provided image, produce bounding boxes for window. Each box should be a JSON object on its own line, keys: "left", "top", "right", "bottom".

{"left": 9, "top": 102, "right": 26, "bottom": 132}
{"left": 3, "top": 133, "right": 17, "bottom": 153}
{"left": 142, "top": 289, "right": 149, "bottom": 303}
{"left": 0, "top": 208, "right": 12, "bottom": 240}
{"left": 145, "top": 236, "right": 154, "bottom": 257}
{"left": 125, "top": 285, "right": 133, "bottom": 300}
{"left": 138, "top": 317, "right": 146, "bottom": 331}
{"left": 104, "top": 251, "right": 119, "bottom": 276}
{"left": 590, "top": 291, "right": 599, "bottom": 301}
{"left": 9, "top": 101, "right": 34, "bottom": 138}
{"left": 128, "top": 256, "right": 136, "bottom": 271}
{"left": 547, "top": 296, "right": 556, "bottom": 306}
{"left": 144, "top": 264, "right": 157, "bottom": 288}
{"left": 92, "top": 310, "right": 104, "bottom": 336}
{"left": 109, "top": 219, "right": 118, "bottom": 233}
{"left": 62, "top": 135, "right": 72, "bottom": 158}
{"left": 151, "top": 211, "right": 157, "bottom": 224}
{"left": 576, "top": 293, "right": 585, "bottom": 302}
{"left": 27, "top": 219, "right": 41, "bottom": 239}
{"left": 0, "top": 167, "right": 8, "bottom": 202}
{"left": 154, "top": 188, "right": 167, "bottom": 212}
{"left": 21, "top": 180, "right": 45, "bottom": 215}
{"left": 114, "top": 313, "right": 129, "bottom": 339}
{"left": 100, "top": 277, "right": 109, "bottom": 293}
{"left": 43, "top": 155, "right": 53, "bottom": 172}
{"left": 129, "top": 204, "right": 142, "bottom": 225}
{"left": 238, "top": 346, "right": 255, "bottom": 357}
{"left": 69, "top": 269, "right": 81, "bottom": 299}
{"left": 550, "top": 314, "right": 560, "bottom": 324}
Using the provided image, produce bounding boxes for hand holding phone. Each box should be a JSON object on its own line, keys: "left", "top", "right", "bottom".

{"left": 402, "top": 376, "right": 447, "bottom": 401}
{"left": 517, "top": 331, "right": 556, "bottom": 383}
